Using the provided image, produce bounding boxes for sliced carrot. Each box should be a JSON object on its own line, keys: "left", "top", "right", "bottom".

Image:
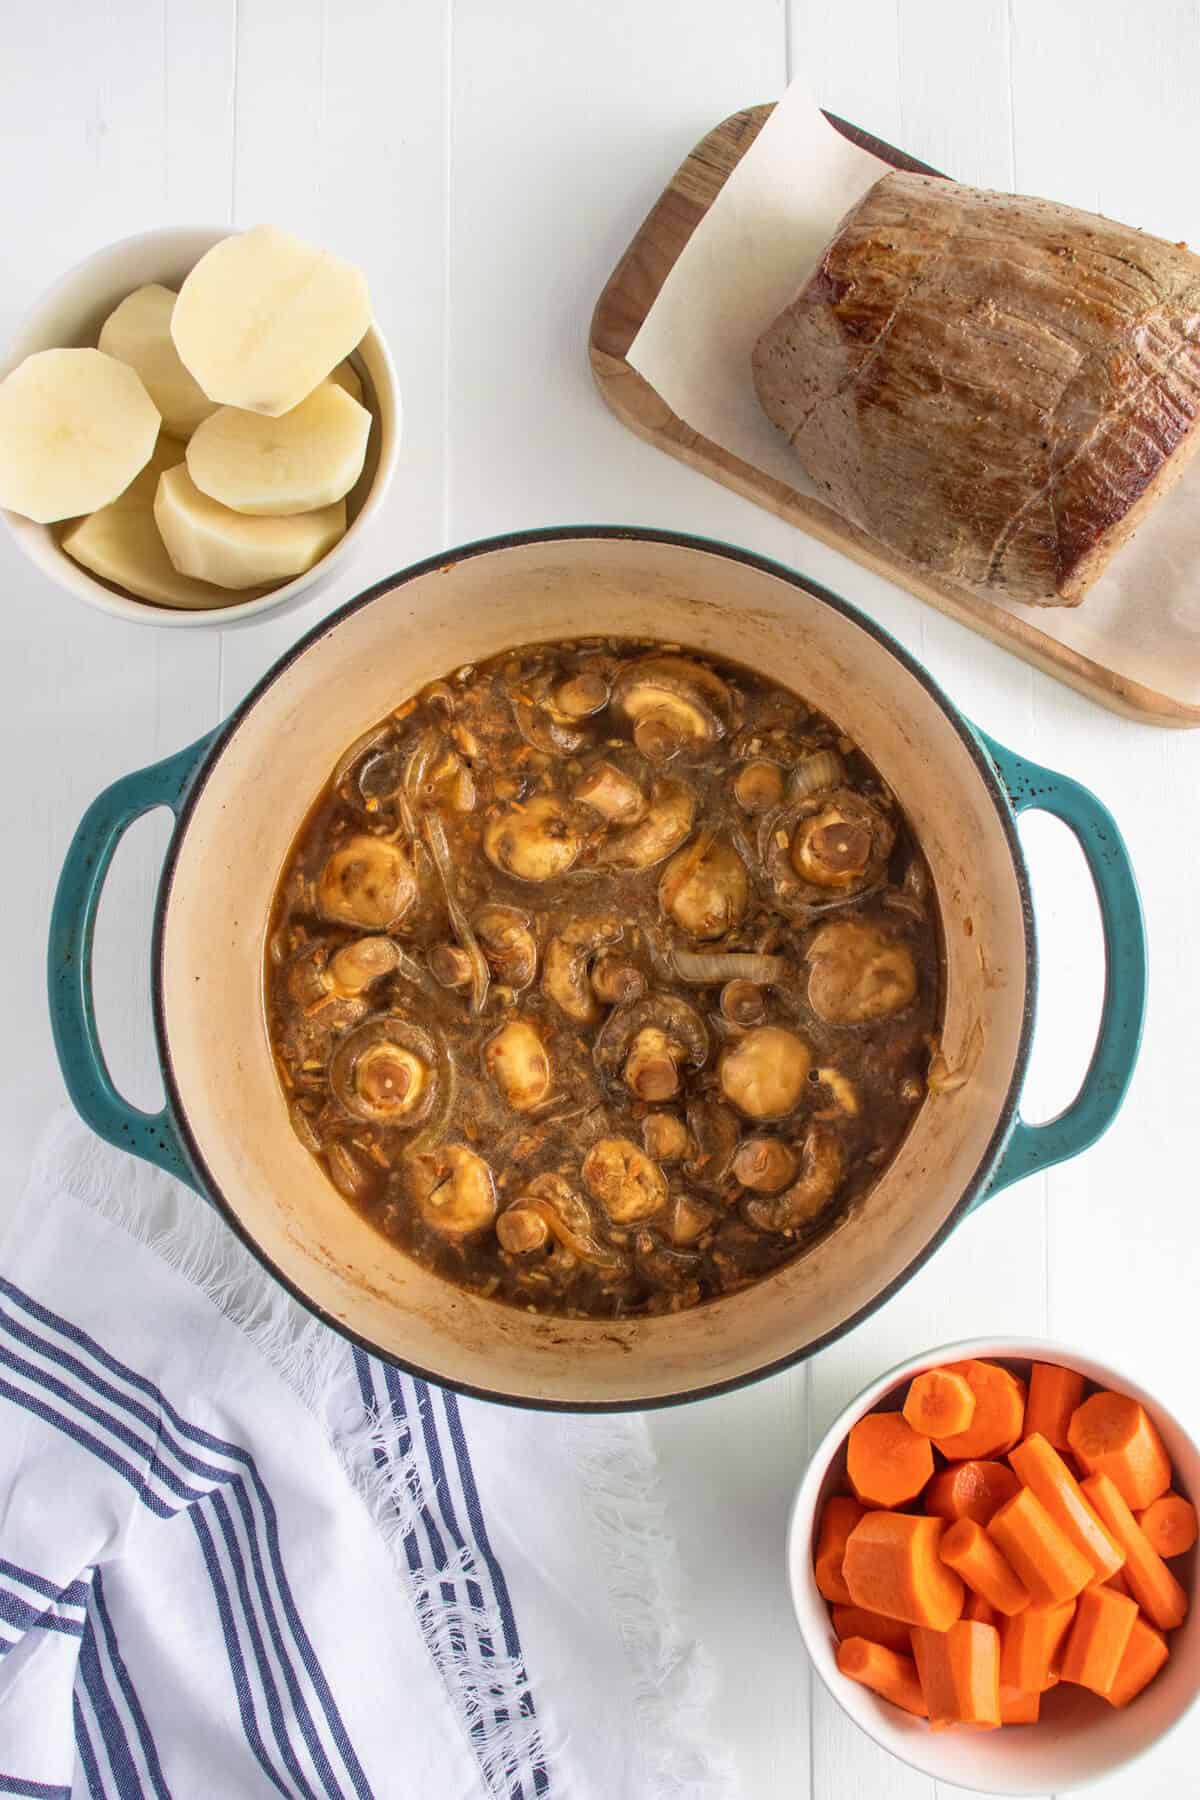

{"left": 925, "top": 1459, "right": 1021, "bottom": 1526}
{"left": 911, "top": 1621, "right": 1001, "bottom": 1728}
{"left": 1105, "top": 1615, "right": 1170, "bottom": 1709}
{"left": 903, "top": 1369, "right": 977, "bottom": 1440}
{"left": 1009, "top": 1432, "right": 1125, "bottom": 1583}
{"left": 1137, "top": 1491, "right": 1198, "bottom": 1560}
{"left": 1104, "top": 1567, "right": 1133, "bottom": 1599}
{"left": 847, "top": 1412, "right": 935, "bottom": 1509}
{"left": 964, "top": 1591, "right": 997, "bottom": 1625}
{"left": 999, "top": 1683, "right": 1040, "bottom": 1724}
{"left": 1068, "top": 1391, "right": 1172, "bottom": 1511}
{"left": 987, "top": 1487, "right": 1093, "bottom": 1606}
{"left": 1024, "top": 1363, "right": 1084, "bottom": 1452}
{"left": 814, "top": 1496, "right": 865, "bottom": 1605}
{"left": 831, "top": 1604, "right": 912, "bottom": 1655}
{"left": 931, "top": 1362, "right": 1026, "bottom": 1461}
{"left": 999, "top": 1600, "right": 1076, "bottom": 1693}
{"left": 842, "top": 1512, "right": 965, "bottom": 1630}
{"left": 1059, "top": 1582, "right": 1139, "bottom": 1696}
{"left": 940, "top": 1517, "right": 1031, "bottom": 1616}
{"left": 836, "top": 1636, "right": 928, "bottom": 1717}
{"left": 1081, "top": 1473, "right": 1189, "bottom": 1631}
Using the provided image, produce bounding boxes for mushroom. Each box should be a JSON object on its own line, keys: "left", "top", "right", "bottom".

{"left": 473, "top": 904, "right": 538, "bottom": 991}
{"left": 553, "top": 667, "right": 611, "bottom": 719}
{"left": 542, "top": 914, "right": 624, "bottom": 1023}
{"left": 659, "top": 835, "right": 749, "bottom": 940}
{"left": 329, "top": 1018, "right": 441, "bottom": 1127}
{"left": 734, "top": 759, "right": 785, "bottom": 814}
{"left": 484, "top": 794, "right": 582, "bottom": 882}
{"left": 317, "top": 834, "right": 417, "bottom": 930}
{"left": 718, "top": 1024, "right": 812, "bottom": 1120}
{"left": 324, "top": 1140, "right": 380, "bottom": 1204}
{"left": 806, "top": 919, "right": 918, "bottom": 1024}
{"left": 669, "top": 1194, "right": 717, "bottom": 1245}
{"left": 407, "top": 1144, "right": 497, "bottom": 1238}
{"left": 788, "top": 790, "right": 895, "bottom": 894}
{"left": 611, "top": 654, "right": 735, "bottom": 761}
{"left": 590, "top": 956, "right": 646, "bottom": 1006}
{"left": 324, "top": 936, "right": 402, "bottom": 998}
{"left": 596, "top": 779, "right": 696, "bottom": 870}
{"left": 496, "top": 1172, "right": 624, "bottom": 1268}
{"left": 720, "top": 978, "right": 766, "bottom": 1027}
{"left": 593, "top": 994, "right": 709, "bottom": 1093}
{"left": 484, "top": 1017, "right": 553, "bottom": 1111}
{"left": 816, "top": 1067, "right": 860, "bottom": 1114}
{"left": 743, "top": 1125, "right": 844, "bottom": 1233}
{"left": 512, "top": 692, "right": 590, "bottom": 757}
{"left": 642, "top": 1112, "right": 690, "bottom": 1162}
{"left": 732, "top": 1137, "right": 798, "bottom": 1193}
{"left": 572, "top": 759, "right": 647, "bottom": 825}
{"left": 683, "top": 1099, "right": 741, "bottom": 1187}
{"left": 582, "top": 1137, "right": 668, "bottom": 1223}
{"left": 429, "top": 943, "right": 473, "bottom": 989}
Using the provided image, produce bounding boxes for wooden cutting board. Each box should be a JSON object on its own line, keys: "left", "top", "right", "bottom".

{"left": 589, "top": 105, "right": 1200, "bottom": 728}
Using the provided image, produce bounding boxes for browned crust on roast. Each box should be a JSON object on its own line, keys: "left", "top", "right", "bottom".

{"left": 751, "top": 171, "right": 1200, "bottom": 606}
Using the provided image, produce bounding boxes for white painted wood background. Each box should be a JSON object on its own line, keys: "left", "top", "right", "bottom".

{"left": 1, "top": 1, "right": 1196, "bottom": 1794}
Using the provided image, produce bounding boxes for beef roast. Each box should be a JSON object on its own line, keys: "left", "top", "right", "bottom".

{"left": 751, "top": 171, "right": 1200, "bottom": 605}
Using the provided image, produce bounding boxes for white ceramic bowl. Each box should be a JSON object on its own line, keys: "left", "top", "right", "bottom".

{"left": 787, "top": 1336, "right": 1199, "bottom": 1794}
{"left": 0, "top": 226, "right": 400, "bottom": 628}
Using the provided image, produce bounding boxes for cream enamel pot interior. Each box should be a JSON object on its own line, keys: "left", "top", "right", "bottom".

{"left": 48, "top": 529, "right": 1147, "bottom": 1409}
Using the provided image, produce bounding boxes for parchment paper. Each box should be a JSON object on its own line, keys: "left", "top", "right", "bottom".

{"left": 627, "top": 80, "right": 1200, "bottom": 709}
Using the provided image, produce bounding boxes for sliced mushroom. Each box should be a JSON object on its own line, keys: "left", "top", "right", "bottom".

{"left": 612, "top": 654, "right": 734, "bottom": 760}
{"left": 473, "top": 904, "right": 537, "bottom": 991}
{"left": 732, "top": 1137, "right": 798, "bottom": 1193}
{"left": 325, "top": 936, "right": 402, "bottom": 998}
{"left": 317, "top": 834, "right": 417, "bottom": 930}
{"left": 659, "top": 836, "right": 749, "bottom": 940}
{"left": 407, "top": 1144, "right": 497, "bottom": 1238}
{"left": 542, "top": 914, "right": 623, "bottom": 1023}
{"left": 789, "top": 789, "right": 895, "bottom": 893}
{"left": 484, "top": 794, "right": 582, "bottom": 882}
{"left": 734, "top": 759, "right": 785, "bottom": 814}
{"left": 590, "top": 956, "right": 646, "bottom": 1006}
{"left": 596, "top": 779, "right": 696, "bottom": 870}
{"left": 806, "top": 920, "right": 918, "bottom": 1024}
{"left": 719, "top": 1024, "right": 812, "bottom": 1120}
{"left": 330, "top": 1017, "right": 441, "bottom": 1127}
{"left": 572, "top": 759, "right": 647, "bottom": 825}
{"left": 484, "top": 1017, "right": 552, "bottom": 1111}
{"left": 683, "top": 1099, "right": 742, "bottom": 1188}
{"left": 593, "top": 994, "right": 709, "bottom": 1090}
{"left": 582, "top": 1137, "right": 668, "bottom": 1223}
{"left": 743, "top": 1126, "right": 844, "bottom": 1233}
{"left": 642, "top": 1112, "right": 690, "bottom": 1163}
{"left": 497, "top": 1172, "right": 624, "bottom": 1268}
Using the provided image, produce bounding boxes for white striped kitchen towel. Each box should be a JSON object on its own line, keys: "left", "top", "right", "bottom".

{"left": 0, "top": 1114, "right": 739, "bottom": 1800}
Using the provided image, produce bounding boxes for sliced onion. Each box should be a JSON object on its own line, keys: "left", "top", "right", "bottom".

{"left": 787, "top": 749, "right": 844, "bottom": 803}
{"left": 421, "top": 809, "right": 490, "bottom": 1014}
{"left": 672, "top": 949, "right": 788, "bottom": 986}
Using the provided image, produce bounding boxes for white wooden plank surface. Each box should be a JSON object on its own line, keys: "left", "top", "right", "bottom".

{"left": 1, "top": 2, "right": 1198, "bottom": 1795}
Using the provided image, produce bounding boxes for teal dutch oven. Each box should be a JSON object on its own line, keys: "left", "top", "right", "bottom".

{"left": 47, "top": 529, "right": 1146, "bottom": 1410}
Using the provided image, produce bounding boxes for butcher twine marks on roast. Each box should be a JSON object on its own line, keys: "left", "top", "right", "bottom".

{"left": 752, "top": 170, "right": 1200, "bottom": 607}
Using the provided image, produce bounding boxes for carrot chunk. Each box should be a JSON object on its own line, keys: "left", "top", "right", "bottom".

{"left": 831, "top": 1604, "right": 913, "bottom": 1655}
{"left": 1137, "top": 1491, "right": 1198, "bottom": 1559}
{"left": 964, "top": 1591, "right": 997, "bottom": 1625}
{"left": 1068, "top": 1391, "right": 1172, "bottom": 1511}
{"left": 1009, "top": 1432, "right": 1125, "bottom": 1582}
{"left": 1105, "top": 1615, "right": 1170, "bottom": 1709}
{"left": 999, "top": 1683, "right": 1040, "bottom": 1724}
{"left": 1104, "top": 1567, "right": 1133, "bottom": 1598}
{"left": 925, "top": 1459, "right": 1021, "bottom": 1526}
{"left": 932, "top": 1362, "right": 1026, "bottom": 1461}
{"left": 999, "top": 1600, "right": 1076, "bottom": 1692}
{"left": 836, "top": 1636, "right": 928, "bottom": 1717}
{"left": 987, "top": 1487, "right": 1093, "bottom": 1606}
{"left": 911, "top": 1621, "right": 1001, "bottom": 1728}
{"left": 941, "top": 1517, "right": 1031, "bottom": 1616}
{"left": 842, "top": 1512, "right": 965, "bottom": 1630}
{"left": 814, "top": 1496, "right": 865, "bottom": 1605}
{"left": 1059, "top": 1582, "right": 1139, "bottom": 1696}
{"left": 1023, "top": 1363, "right": 1084, "bottom": 1452}
{"left": 903, "top": 1369, "right": 977, "bottom": 1440}
{"left": 847, "top": 1412, "right": 935, "bottom": 1509}
{"left": 1081, "top": 1473, "right": 1189, "bottom": 1631}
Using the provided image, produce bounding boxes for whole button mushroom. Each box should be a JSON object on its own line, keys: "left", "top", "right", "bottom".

{"left": 317, "top": 834, "right": 417, "bottom": 929}
{"left": 484, "top": 1018, "right": 553, "bottom": 1112}
{"left": 329, "top": 1018, "right": 441, "bottom": 1127}
{"left": 611, "top": 654, "right": 735, "bottom": 762}
{"left": 473, "top": 904, "right": 538, "bottom": 991}
{"left": 408, "top": 1144, "right": 498, "bottom": 1239}
{"left": 484, "top": 794, "right": 582, "bottom": 882}
{"left": 572, "top": 759, "right": 648, "bottom": 825}
{"left": 593, "top": 995, "right": 709, "bottom": 1097}
{"left": 496, "top": 1172, "right": 625, "bottom": 1269}
{"left": 719, "top": 1025, "right": 812, "bottom": 1120}
{"left": 743, "top": 1125, "right": 845, "bottom": 1233}
{"left": 806, "top": 919, "right": 918, "bottom": 1024}
{"left": 542, "top": 915, "right": 625, "bottom": 1024}
{"left": 789, "top": 790, "right": 894, "bottom": 894}
{"left": 597, "top": 779, "right": 697, "bottom": 871}
{"left": 659, "top": 836, "right": 749, "bottom": 940}
{"left": 323, "top": 936, "right": 402, "bottom": 998}
{"left": 582, "top": 1137, "right": 669, "bottom": 1223}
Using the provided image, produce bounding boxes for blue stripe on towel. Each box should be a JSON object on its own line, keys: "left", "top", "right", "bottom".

{"left": 79, "top": 1597, "right": 147, "bottom": 1799}
{"left": 72, "top": 1691, "right": 105, "bottom": 1798}
{"left": 0, "top": 1779, "right": 72, "bottom": 1798}
{"left": 90, "top": 1572, "right": 173, "bottom": 1800}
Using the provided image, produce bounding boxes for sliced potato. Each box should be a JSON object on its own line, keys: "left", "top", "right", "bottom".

{"left": 98, "top": 284, "right": 217, "bottom": 438}
{"left": 0, "top": 348, "right": 159, "bottom": 523}
{"left": 186, "top": 382, "right": 370, "bottom": 516}
{"left": 154, "top": 462, "right": 344, "bottom": 588}
{"left": 171, "top": 225, "right": 371, "bottom": 417}
{"left": 329, "top": 359, "right": 364, "bottom": 405}
{"left": 61, "top": 437, "right": 251, "bottom": 609}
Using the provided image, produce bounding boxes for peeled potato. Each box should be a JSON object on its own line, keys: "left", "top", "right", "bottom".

{"left": 186, "top": 382, "right": 370, "bottom": 516}
{"left": 329, "top": 359, "right": 364, "bottom": 405}
{"left": 171, "top": 225, "right": 370, "bottom": 417}
{"left": 155, "top": 463, "right": 344, "bottom": 588}
{"left": 0, "top": 348, "right": 159, "bottom": 523}
{"left": 98, "top": 284, "right": 217, "bottom": 439}
{"left": 61, "top": 437, "right": 250, "bottom": 609}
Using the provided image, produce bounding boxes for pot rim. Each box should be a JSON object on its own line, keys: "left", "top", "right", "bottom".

{"left": 150, "top": 524, "right": 1037, "bottom": 1411}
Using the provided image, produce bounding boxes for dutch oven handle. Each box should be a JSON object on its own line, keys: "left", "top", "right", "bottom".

{"left": 47, "top": 730, "right": 219, "bottom": 1193}
{"left": 974, "top": 730, "right": 1147, "bottom": 1203}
